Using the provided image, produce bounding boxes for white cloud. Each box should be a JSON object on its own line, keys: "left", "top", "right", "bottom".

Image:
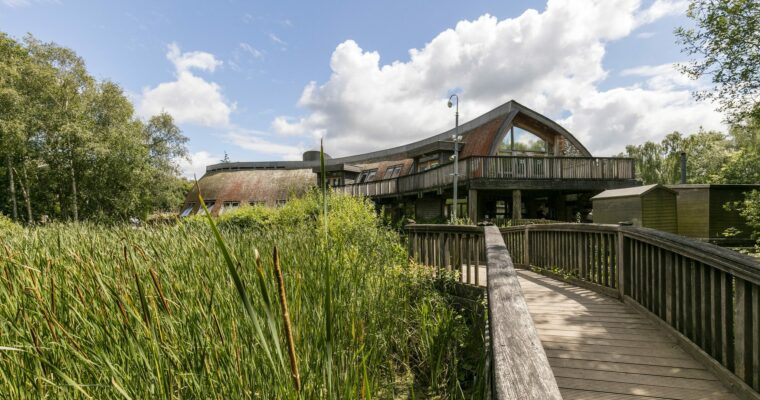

{"left": 636, "top": 31, "right": 656, "bottom": 39}
{"left": 635, "top": 0, "right": 688, "bottom": 25}
{"left": 239, "top": 42, "right": 263, "bottom": 59}
{"left": 227, "top": 129, "right": 303, "bottom": 160}
{"left": 269, "top": 33, "right": 287, "bottom": 46}
{"left": 138, "top": 43, "right": 234, "bottom": 127}
{"left": 272, "top": 0, "right": 718, "bottom": 157}
{"left": 177, "top": 151, "right": 221, "bottom": 179}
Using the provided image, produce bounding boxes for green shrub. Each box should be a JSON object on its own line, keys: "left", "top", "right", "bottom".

{"left": 0, "top": 213, "right": 21, "bottom": 237}
{"left": 217, "top": 204, "right": 278, "bottom": 230}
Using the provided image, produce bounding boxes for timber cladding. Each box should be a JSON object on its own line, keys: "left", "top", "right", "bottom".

{"left": 672, "top": 187, "right": 709, "bottom": 238}
{"left": 669, "top": 184, "right": 760, "bottom": 242}
{"left": 641, "top": 189, "right": 678, "bottom": 233}
{"left": 592, "top": 196, "right": 642, "bottom": 226}
{"left": 591, "top": 185, "right": 678, "bottom": 234}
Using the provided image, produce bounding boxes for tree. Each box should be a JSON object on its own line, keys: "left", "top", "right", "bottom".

{"left": 143, "top": 113, "right": 189, "bottom": 213}
{"left": 676, "top": 0, "right": 760, "bottom": 121}
{"left": 0, "top": 32, "right": 191, "bottom": 222}
{"left": 623, "top": 130, "right": 730, "bottom": 184}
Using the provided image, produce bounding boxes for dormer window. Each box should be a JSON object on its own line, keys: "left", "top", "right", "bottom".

{"left": 383, "top": 164, "right": 403, "bottom": 179}
{"left": 357, "top": 169, "right": 378, "bottom": 183}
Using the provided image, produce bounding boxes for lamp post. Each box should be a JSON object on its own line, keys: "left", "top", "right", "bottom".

{"left": 447, "top": 94, "right": 460, "bottom": 223}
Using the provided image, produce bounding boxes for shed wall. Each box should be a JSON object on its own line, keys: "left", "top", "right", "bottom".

{"left": 674, "top": 188, "right": 710, "bottom": 239}
{"left": 592, "top": 197, "right": 642, "bottom": 226}
{"left": 641, "top": 190, "right": 678, "bottom": 234}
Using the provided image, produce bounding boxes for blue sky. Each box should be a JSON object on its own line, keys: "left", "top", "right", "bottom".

{"left": 1, "top": 0, "right": 722, "bottom": 177}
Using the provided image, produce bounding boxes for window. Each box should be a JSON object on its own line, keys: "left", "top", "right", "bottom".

{"left": 328, "top": 177, "right": 343, "bottom": 187}
{"left": 180, "top": 204, "right": 195, "bottom": 217}
{"left": 357, "top": 169, "right": 378, "bottom": 183}
{"left": 249, "top": 200, "right": 265, "bottom": 207}
{"left": 198, "top": 200, "right": 215, "bottom": 214}
{"left": 221, "top": 201, "right": 240, "bottom": 214}
{"left": 276, "top": 199, "right": 287, "bottom": 207}
{"left": 497, "top": 126, "right": 548, "bottom": 155}
{"left": 383, "top": 164, "right": 403, "bottom": 179}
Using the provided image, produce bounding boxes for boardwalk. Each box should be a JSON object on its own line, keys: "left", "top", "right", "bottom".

{"left": 516, "top": 269, "right": 738, "bottom": 400}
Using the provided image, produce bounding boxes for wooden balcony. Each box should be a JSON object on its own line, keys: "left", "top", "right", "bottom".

{"left": 333, "top": 156, "right": 636, "bottom": 197}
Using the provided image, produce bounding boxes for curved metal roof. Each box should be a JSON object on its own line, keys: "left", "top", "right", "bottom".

{"left": 206, "top": 100, "right": 591, "bottom": 173}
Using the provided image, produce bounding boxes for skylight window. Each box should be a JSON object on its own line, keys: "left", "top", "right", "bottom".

{"left": 383, "top": 165, "right": 403, "bottom": 179}
{"left": 357, "top": 169, "right": 378, "bottom": 183}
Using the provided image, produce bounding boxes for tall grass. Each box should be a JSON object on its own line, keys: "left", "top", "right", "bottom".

{"left": 0, "top": 193, "right": 485, "bottom": 399}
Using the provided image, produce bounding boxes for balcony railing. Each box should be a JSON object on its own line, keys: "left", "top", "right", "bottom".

{"left": 333, "top": 156, "right": 635, "bottom": 197}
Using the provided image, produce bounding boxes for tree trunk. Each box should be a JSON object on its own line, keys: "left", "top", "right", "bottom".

{"left": 70, "top": 160, "right": 78, "bottom": 222}
{"left": 6, "top": 155, "right": 18, "bottom": 221}
{"left": 14, "top": 165, "right": 32, "bottom": 224}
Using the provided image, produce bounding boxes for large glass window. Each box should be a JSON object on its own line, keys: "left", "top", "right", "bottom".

{"left": 498, "top": 126, "right": 547, "bottom": 155}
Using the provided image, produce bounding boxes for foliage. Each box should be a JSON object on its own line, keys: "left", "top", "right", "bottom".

{"left": 733, "top": 189, "right": 760, "bottom": 252}
{"left": 0, "top": 194, "right": 485, "bottom": 399}
{"left": 676, "top": 0, "right": 760, "bottom": 121}
{"left": 0, "top": 213, "right": 21, "bottom": 236}
{"left": 0, "top": 32, "right": 190, "bottom": 224}
{"left": 623, "top": 130, "right": 731, "bottom": 184}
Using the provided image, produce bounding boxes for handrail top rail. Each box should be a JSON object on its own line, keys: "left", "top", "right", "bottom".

{"left": 409, "top": 222, "right": 760, "bottom": 285}
{"left": 404, "top": 224, "right": 483, "bottom": 233}
{"left": 500, "top": 223, "right": 621, "bottom": 233}
{"left": 483, "top": 225, "right": 563, "bottom": 399}
{"left": 333, "top": 155, "right": 636, "bottom": 188}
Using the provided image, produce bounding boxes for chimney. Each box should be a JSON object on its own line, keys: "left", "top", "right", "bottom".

{"left": 679, "top": 152, "right": 687, "bottom": 184}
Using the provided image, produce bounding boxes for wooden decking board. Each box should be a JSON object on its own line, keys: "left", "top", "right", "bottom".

{"left": 551, "top": 367, "right": 729, "bottom": 391}
{"left": 538, "top": 329, "right": 673, "bottom": 343}
{"left": 538, "top": 335, "right": 682, "bottom": 350}
{"left": 541, "top": 342, "right": 692, "bottom": 360}
{"left": 555, "top": 377, "right": 737, "bottom": 400}
{"left": 545, "top": 349, "right": 703, "bottom": 369}
{"left": 560, "top": 388, "right": 666, "bottom": 400}
{"left": 515, "top": 270, "right": 738, "bottom": 400}
{"left": 531, "top": 319, "right": 659, "bottom": 330}
{"left": 548, "top": 358, "right": 718, "bottom": 380}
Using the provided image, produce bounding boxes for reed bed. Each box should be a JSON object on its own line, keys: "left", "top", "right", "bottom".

{"left": 0, "top": 193, "right": 485, "bottom": 399}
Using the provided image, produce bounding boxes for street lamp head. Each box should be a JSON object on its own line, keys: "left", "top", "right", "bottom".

{"left": 447, "top": 100, "right": 453, "bottom": 108}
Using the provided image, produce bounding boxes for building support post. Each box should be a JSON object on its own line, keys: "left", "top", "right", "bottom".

{"left": 468, "top": 189, "right": 478, "bottom": 223}
{"left": 512, "top": 189, "right": 522, "bottom": 222}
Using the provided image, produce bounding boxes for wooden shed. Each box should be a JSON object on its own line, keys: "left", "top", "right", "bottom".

{"left": 591, "top": 184, "right": 678, "bottom": 233}
{"left": 666, "top": 184, "right": 759, "bottom": 245}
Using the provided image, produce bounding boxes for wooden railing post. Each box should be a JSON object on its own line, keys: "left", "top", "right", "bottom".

{"left": 523, "top": 225, "right": 530, "bottom": 267}
{"left": 617, "top": 227, "right": 626, "bottom": 299}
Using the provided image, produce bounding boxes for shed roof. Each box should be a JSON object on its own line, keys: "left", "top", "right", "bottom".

{"left": 591, "top": 184, "right": 674, "bottom": 200}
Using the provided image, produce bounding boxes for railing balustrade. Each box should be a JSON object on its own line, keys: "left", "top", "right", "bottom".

{"left": 406, "top": 223, "right": 760, "bottom": 399}
{"left": 336, "top": 156, "right": 635, "bottom": 197}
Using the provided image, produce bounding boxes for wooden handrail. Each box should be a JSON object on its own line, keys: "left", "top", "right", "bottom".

{"left": 335, "top": 156, "right": 635, "bottom": 197}
{"left": 484, "top": 225, "right": 562, "bottom": 400}
{"left": 406, "top": 223, "right": 760, "bottom": 399}
{"left": 405, "top": 224, "right": 562, "bottom": 399}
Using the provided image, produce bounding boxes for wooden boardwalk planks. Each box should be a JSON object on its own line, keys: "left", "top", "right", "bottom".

{"left": 517, "top": 270, "right": 740, "bottom": 400}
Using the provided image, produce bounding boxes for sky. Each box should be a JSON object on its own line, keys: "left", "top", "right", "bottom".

{"left": 0, "top": 0, "right": 724, "bottom": 177}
